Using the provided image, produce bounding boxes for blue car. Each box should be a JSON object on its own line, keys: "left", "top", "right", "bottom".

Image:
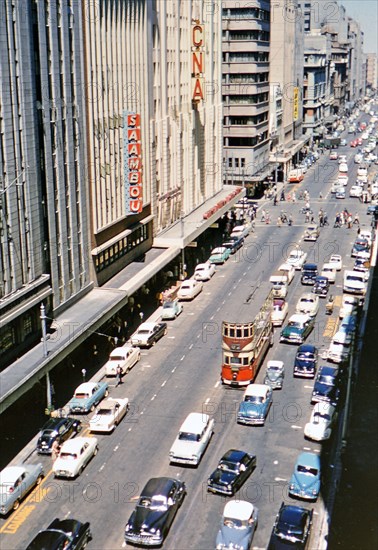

{"left": 209, "top": 247, "right": 231, "bottom": 265}
{"left": 237, "top": 384, "right": 272, "bottom": 426}
{"left": 289, "top": 452, "right": 321, "bottom": 501}
{"left": 68, "top": 381, "right": 109, "bottom": 414}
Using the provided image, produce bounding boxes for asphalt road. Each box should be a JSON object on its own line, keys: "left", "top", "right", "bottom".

{"left": 0, "top": 125, "right": 376, "bottom": 549}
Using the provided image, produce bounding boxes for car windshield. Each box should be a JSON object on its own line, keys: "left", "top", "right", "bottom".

{"left": 110, "top": 355, "right": 126, "bottom": 361}
{"left": 178, "top": 432, "right": 200, "bottom": 442}
{"left": 268, "top": 366, "right": 281, "bottom": 372}
{"left": 223, "top": 517, "right": 248, "bottom": 530}
{"left": 319, "top": 375, "right": 335, "bottom": 385}
{"left": 137, "top": 329, "right": 151, "bottom": 335}
{"left": 300, "top": 298, "right": 314, "bottom": 303}
{"left": 163, "top": 302, "right": 175, "bottom": 308}
{"left": 74, "top": 393, "right": 89, "bottom": 399}
{"left": 42, "top": 429, "right": 57, "bottom": 436}
{"left": 288, "top": 321, "right": 302, "bottom": 328}
{"left": 297, "top": 465, "right": 318, "bottom": 476}
{"left": 245, "top": 395, "right": 264, "bottom": 404}
{"left": 59, "top": 452, "right": 77, "bottom": 460}
{"left": 313, "top": 412, "right": 330, "bottom": 423}
{"left": 219, "top": 460, "right": 239, "bottom": 472}
{"left": 97, "top": 409, "right": 113, "bottom": 416}
{"left": 139, "top": 496, "right": 167, "bottom": 511}
{"left": 297, "top": 353, "right": 314, "bottom": 361}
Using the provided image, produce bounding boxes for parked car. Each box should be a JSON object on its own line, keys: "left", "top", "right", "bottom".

{"left": 263, "top": 360, "right": 285, "bottom": 390}
{"left": 321, "top": 263, "right": 337, "bottom": 283}
{"left": 296, "top": 294, "right": 319, "bottom": 317}
{"left": 351, "top": 238, "right": 370, "bottom": 258}
{"left": 0, "top": 463, "right": 44, "bottom": 515}
{"left": 338, "top": 174, "right": 349, "bottom": 186}
{"left": 329, "top": 254, "right": 342, "bottom": 271}
{"left": 230, "top": 224, "right": 251, "bottom": 240}
{"left": 52, "top": 437, "right": 99, "bottom": 479}
{"left": 68, "top": 382, "right": 109, "bottom": 414}
{"left": 311, "top": 365, "right": 341, "bottom": 406}
{"left": 329, "top": 151, "right": 338, "bottom": 160}
{"left": 293, "top": 344, "right": 318, "bottom": 378}
{"left": 304, "top": 224, "right": 320, "bottom": 241}
{"left": 161, "top": 300, "right": 183, "bottom": 320}
{"left": 335, "top": 187, "right": 346, "bottom": 199}
{"left": 312, "top": 276, "right": 330, "bottom": 297}
{"left": 288, "top": 452, "right": 321, "bottom": 501}
{"left": 215, "top": 501, "right": 258, "bottom": 550}
{"left": 327, "top": 331, "right": 352, "bottom": 364}
{"left": 267, "top": 503, "right": 313, "bottom": 550}
{"left": 286, "top": 249, "right": 307, "bottom": 270}
{"left": 105, "top": 345, "right": 141, "bottom": 376}
{"left": 304, "top": 403, "right": 336, "bottom": 442}
{"left": 223, "top": 236, "right": 244, "bottom": 254}
{"left": 278, "top": 263, "right": 295, "bottom": 284}
{"left": 353, "top": 258, "right": 370, "bottom": 276}
{"left": 207, "top": 449, "right": 257, "bottom": 496}
{"left": 130, "top": 321, "right": 168, "bottom": 347}
{"left": 331, "top": 181, "right": 344, "bottom": 194}
{"left": 26, "top": 518, "right": 92, "bottom": 550}
{"left": 301, "top": 263, "right": 318, "bottom": 285}
{"left": 89, "top": 398, "right": 129, "bottom": 433}
{"left": 366, "top": 204, "right": 378, "bottom": 215}
{"left": 359, "top": 229, "right": 373, "bottom": 246}
{"left": 124, "top": 477, "right": 186, "bottom": 547}
{"left": 209, "top": 246, "right": 231, "bottom": 265}
{"left": 271, "top": 298, "right": 289, "bottom": 327}
{"left": 169, "top": 412, "right": 214, "bottom": 466}
{"left": 37, "top": 417, "right": 81, "bottom": 455}
{"left": 237, "top": 384, "right": 272, "bottom": 425}
{"left": 339, "top": 294, "right": 360, "bottom": 319}
{"left": 193, "top": 262, "right": 216, "bottom": 281}
{"left": 280, "top": 314, "right": 314, "bottom": 344}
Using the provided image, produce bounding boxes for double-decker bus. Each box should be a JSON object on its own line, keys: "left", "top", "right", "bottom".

{"left": 221, "top": 291, "right": 273, "bottom": 386}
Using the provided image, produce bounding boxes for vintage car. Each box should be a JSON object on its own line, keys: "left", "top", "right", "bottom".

{"left": 193, "top": 262, "right": 216, "bottom": 281}
{"left": 105, "top": 345, "right": 141, "bottom": 376}
{"left": 161, "top": 300, "right": 183, "bottom": 320}
{"left": 296, "top": 294, "right": 319, "bottom": 317}
{"left": 222, "top": 235, "right": 244, "bottom": 254}
{"left": 327, "top": 331, "right": 351, "bottom": 364}
{"left": 339, "top": 294, "right": 360, "bottom": 319}
{"left": 300, "top": 263, "right": 318, "bottom": 285}
{"left": 304, "top": 224, "right": 320, "bottom": 241}
{"left": 89, "top": 398, "right": 129, "bottom": 433}
{"left": 335, "top": 187, "right": 346, "bottom": 199}
{"left": 286, "top": 249, "right": 307, "bottom": 270}
{"left": 237, "top": 384, "right": 272, "bottom": 426}
{"left": 208, "top": 449, "right": 257, "bottom": 496}
{"left": 124, "top": 477, "right": 186, "bottom": 546}
{"left": 278, "top": 263, "right": 295, "bottom": 284}
{"left": 329, "top": 254, "right": 343, "bottom": 271}
{"left": 280, "top": 314, "right": 314, "bottom": 345}
{"left": 350, "top": 185, "right": 363, "bottom": 198}
{"left": 263, "top": 360, "right": 285, "bottom": 390}
{"left": 289, "top": 452, "right": 321, "bottom": 501}
{"left": 304, "top": 403, "right": 336, "bottom": 442}
{"left": 321, "top": 263, "right": 337, "bottom": 283}
{"left": 268, "top": 503, "right": 313, "bottom": 550}
{"left": 311, "top": 365, "right": 341, "bottom": 406}
{"left": 230, "top": 223, "right": 251, "bottom": 240}
{"left": 169, "top": 412, "right": 214, "bottom": 466}
{"left": 215, "top": 501, "right": 258, "bottom": 550}
{"left": 130, "top": 322, "right": 167, "bottom": 347}
{"left": 329, "top": 151, "right": 338, "bottom": 160}
{"left": 26, "top": 518, "right": 92, "bottom": 550}
{"left": 37, "top": 417, "right": 81, "bottom": 455}
{"left": 0, "top": 463, "right": 44, "bottom": 515}
{"left": 209, "top": 246, "right": 231, "bottom": 265}
{"left": 68, "top": 382, "right": 109, "bottom": 414}
{"left": 52, "top": 437, "right": 99, "bottom": 479}
{"left": 293, "top": 344, "right": 318, "bottom": 378}
{"left": 312, "top": 275, "right": 330, "bottom": 297}
{"left": 351, "top": 238, "right": 370, "bottom": 258}
{"left": 354, "top": 258, "right": 371, "bottom": 276}
{"left": 177, "top": 279, "right": 203, "bottom": 300}
{"left": 271, "top": 298, "right": 288, "bottom": 327}
{"left": 359, "top": 229, "right": 373, "bottom": 246}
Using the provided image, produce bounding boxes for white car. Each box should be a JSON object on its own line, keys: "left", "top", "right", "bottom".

{"left": 331, "top": 182, "right": 344, "bottom": 194}
{"left": 230, "top": 224, "right": 250, "bottom": 239}
{"left": 271, "top": 298, "right": 289, "bottom": 327}
{"left": 52, "top": 437, "right": 99, "bottom": 478}
{"left": 89, "top": 398, "right": 129, "bottom": 433}
{"left": 320, "top": 263, "right": 337, "bottom": 283}
{"left": 193, "top": 262, "right": 216, "bottom": 281}
{"left": 338, "top": 155, "right": 347, "bottom": 164}
{"left": 327, "top": 331, "right": 351, "bottom": 363}
{"left": 177, "top": 279, "right": 203, "bottom": 300}
{"left": 278, "top": 263, "right": 295, "bottom": 284}
{"left": 105, "top": 346, "right": 141, "bottom": 376}
{"left": 304, "top": 403, "right": 336, "bottom": 441}
{"left": 354, "top": 154, "right": 363, "bottom": 164}
{"left": 296, "top": 294, "right": 319, "bottom": 317}
{"left": 286, "top": 249, "right": 307, "bottom": 270}
{"left": 338, "top": 174, "right": 349, "bottom": 186}
{"left": 371, "top": 183, "right": 378, "bottom": 196}
{"left": 349, "top": 185, "right": 363, "bottom": 198}
{"left": 339, "top": 163, "right": 348, "bottom": 173}
{"left": 359, "top": 230, "right": 373, "bottom": 246}
{"left": 169, "top": 412, "right": 214, "bottom": 466}
{"left": 339, "top": 294, "right": 360, "bottom": 319}
{"left": 330, "top": 151, "right": 338, "bottom": 160}
{"left": 357, "top": 166, "right": 368, "bottom": 177}
{"left": 329, "top": 254, "right": 342, "bottom": 271}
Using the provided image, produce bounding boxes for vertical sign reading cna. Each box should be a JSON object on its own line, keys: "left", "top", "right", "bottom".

{"left": 191, "top": 22, "right": 205, "bottom": 103}
{"left": 124, "top": 112, "right": 143, "bottom": 214}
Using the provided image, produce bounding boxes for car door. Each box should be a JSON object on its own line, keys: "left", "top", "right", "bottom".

{"left": 59, "top": 422, "right": 71, "bottom": 443}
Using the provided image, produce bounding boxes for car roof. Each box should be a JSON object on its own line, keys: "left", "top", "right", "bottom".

{"left": 289, "top": 314, "right": 310, "bottom": 322}
{"left": 0, "top": 466, "right": 26, "bottom": 484}
{"left": 48, "top": 518, "right": 86, "bottom": 532}
{"left": 42, "top": 417, "right": 68, "bottom": 430}
{"left": 141, "top": 477, "right": 177, "bottom": 498}
{"left": 179, "top": 412, "right": 209, "bottom": 434}
{"left": 302, "top": 263, "right": 317, "bottom": 269}
{"left": 315, "top": 276, "right": 328, "bottom": 282}
{"left": 297, "top": 452, "right": 321, "bottom": 468}
{"left": 279, "top": 504, "right": 310, "bottom": 527}
{"left": 223, "top": 500, "right": 254, "bottom": 521}
{"left": 75, "top": 382, "right": 97, "bottom": 393}
{"left": 278, "top": 263, "right": 293, "bottom": 270}
{"left": 211, "top": 247, "right": 227, "bottom": 253}
{"left": 110, "top": 347, "right": 131, "bottom": 355}
{"left": 322, "top": 263, "right": 336, "bottom": 270}
{"left": 221, "top": 449, "right": 248, "bottom": 464}
{"left": 27, "top": 530, "right": 68, "bottom": 550}
{"left": 138, "top": 322, "right": 157, "bottom": 330}
{"left": 267, "top": 360, "right": 284, "bottom": 369}
{"left": 299, "top": 293, "right": 316, "bottom": 300}
{"left": 319, "top": 365, "right": 338, "bottom": 376}
{"left": 231, "top": 225, "right": 245, "bottom": 231}
{"left": 60, "top": 437, "right": 93, "bottom": 451}
{"left": 195, "top": 263, "right": 210, "bottom": 269}
{"left": 297, "top": 343, "right": 316, "bottom": 353}
{"left": 244, "top": 383, "right": 270, "bottom": 397}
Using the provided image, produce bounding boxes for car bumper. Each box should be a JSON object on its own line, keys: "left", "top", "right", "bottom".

{"left": 124, "top": 534, "right": 164, "bottom": 546}
{"left": 169, "top": 456, "right": 199, "bottom": 465}
{"left": 289, "top": 489, "right": 318, "bottom": 500}
{"left": 237, "top": 416, "right": 265, "bottom": 425}
{"left": 280, "top": 336, "right": 303, "bottom": 344}
{"left": 222, "top": 378, "right": 250, "bottom": 387}
{"left": 294, "top": 369, "right": 315, "bottom": 378}
{"left": 37, "top": 447, "right": 52, "bottom": 455}
{"left": 53, "top": 470, "right": 76, "bottom": 478}
{"left": 207, "top": 484, "right": 233, "bottom": 496}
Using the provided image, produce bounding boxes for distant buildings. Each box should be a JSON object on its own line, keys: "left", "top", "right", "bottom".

{"left": 366, "top": 53, "right": 378, "bottom": 90}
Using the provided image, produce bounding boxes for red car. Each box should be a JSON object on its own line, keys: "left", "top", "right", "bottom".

{"left": 350, "top": 140, "right": 357, "bottom": 147}
{"left": 357, "top": 138, "right": 363, "bottom": 145}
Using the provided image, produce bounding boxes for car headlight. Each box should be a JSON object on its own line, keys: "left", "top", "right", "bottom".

{"left": 313, "top": 488, "right": 318, "bottom": 494}
{"left": 227, "top": 484, "right": 232, "bottom": 490}
{"left": 289, "top": 483, "right": 295, "bottom": 490}
{"left": 125, "top": 524, "right": 130, "bottom": 532}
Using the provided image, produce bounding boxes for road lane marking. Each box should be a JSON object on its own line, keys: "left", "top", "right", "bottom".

{"left": 204, "top": 398, "right": 210, "bottom": 404}
{"left": 151, "top": 394, "right": 157, "bottom": 401}
{"left": 167, "top": 336, "right": 175, "bottom": 339}
{"left": 171, "top": 367, "right": 176, "bottom": 373}
{"left": 291, "top": 425, "right": 303, "bottom": 429}
{"left": 304, "top": 385, "right": 313, "bottom": 389}
{"left": 161, "top": 380, "right": 167, "bottom": 387}
{"left": 0, "top": 505, "right": 36, "bottom": 534}
{"left": 323, "top": 317, "right": 338, "bottom": 337}
{"left": 188, "top": 312, "right": 195, "bottom": 315}
{"left": 274, "top": 477, "right": 287, "bottom": 482}
{"left": 210, "top": 314, "right": 214, "bottom": 320}
{"left": 189, "top": 343, "right": 193, "bottom": 350}
{"left": 99, "top": 463, "right": 106, "bottom": 472}
{"left": 303, "top": 446, "right": 311, "bottom": 451}
{"left": 214, "top": 381, "right": 220, "bottom": 388}
{"left": 180, "top": 355, "right": 185, "bottom": 361}
{"left": 114, "top": 445, "right": 119, "bottom": 451}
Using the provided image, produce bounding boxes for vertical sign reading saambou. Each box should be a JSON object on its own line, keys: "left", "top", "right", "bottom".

{"left": 124, "top": 112, "right": 143, "bottom": 214}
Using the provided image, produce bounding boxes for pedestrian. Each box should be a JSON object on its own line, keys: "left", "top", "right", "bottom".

{"left": 138, "top": 310, "right": 144, "bottom": 322}
{"left": 292, "top": 191, "right": 296, "bottom": 203}
{"left": 353, "top": 213, "right": 360, "bottom": 226}
{"left": 305, "top": 201, "right": 310, "bottom": 211}
{"left": 261, "top": 209, "right": 266, "bottom": 222}
{"left": 288, "top": 214, "right": 293, "bottom": 226}
{"left": 305, "top": 212, "right": 310, "bottom": 223}
{"left": 280, "top": 189, "right": 285, "bottom": 201}
{"left": 347, "top": 214, "right": 352, "bottom": 228}
{"left": 323, "top": 214, "right": 329, "bottom": 226}
{"left": 319, "top": 215, "right": 324, "bottom": 227}
{"left": 273, "top": 194, "right": 277, "bottom": 206}
{"left": 116, "top": 364, "right": 123, "bottom": 386}
{"left": 340, "top": 212, "right": 345, "bottom": 226}
{"left": 310, "top": 216, "right": 315, "bottom": 223}
{"left": 52, "top": 440, "right": 60, "bottom": 460}
{"left": 277, "top": 217, "right": 282, "bottom": 227}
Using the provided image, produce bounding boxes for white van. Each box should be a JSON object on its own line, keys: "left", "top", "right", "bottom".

{"left": 269, "top": 272, "right": 288, "bottom": 298}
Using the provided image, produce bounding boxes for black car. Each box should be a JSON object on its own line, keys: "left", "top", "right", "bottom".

{"left": 293, "top": 344, "right": 318, "bottom": 378}
{"left": 267, "top": 502, "right": 313, "bottom": 549}
{"left": 351, "top": 238, "right": 370, "bottom": 258}
{"left": 311, "top": 365, "right": 341, "bottom": 406}
{"left": 367, "top": 204, "right": 378, "bottom": 215}
{"left": 207, "top": 449, "right": 257, "bottom": 496}
{"left": 37, "top": 417, "right": 81, "bottom": 454}
{"left": 312, "top": 276, "right": 329, "bottom": 297}
{"left": 301, "top": 264, "right": 318, "bottom": 285}
{"left": 26, "top": 518, "right": 91, "bottom": 550}
{"left": 222, "top": 236, "right": 244, "bottom": 254}
{"left": 124, "top": 477, "right": 186, "bottom": 546}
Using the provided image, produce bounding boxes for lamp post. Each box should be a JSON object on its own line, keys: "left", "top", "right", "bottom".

{"left": 180, "top": 211, "right": 186, "bottom": 280}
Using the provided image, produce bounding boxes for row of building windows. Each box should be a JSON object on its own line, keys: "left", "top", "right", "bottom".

{"left": 95, "top": 224, "right": 149, "bottom": 273}
{"left": 223, "top": 52, "right": 269, "bottom": 63}
{"left": 224, "top": 157, "right": 246, "bottom": 168}
{"left": 226, "top": 92, "right": 269, "bottom": 105}
{"left": 223, "top": 73, "right": 269, "bottom": 84}
{"left": 228, "top": 132, "right": 268, "bottom": 147}
{"left": 222, "top": 7, "right": 270, "bottom": 22}
{"left": 223, "top": 30, "right": 270, "bottom": 42}
{"left": 226, "top": 113, "right": 268, "bottom": 126}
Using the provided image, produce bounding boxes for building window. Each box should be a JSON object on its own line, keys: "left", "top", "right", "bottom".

{"left": 241, "top": 158, "right": 245, "bottom": 168}
{"left": 235, "top": 158, "right": 239, "bottom": 168}
{"left": 23, "top": 314, "right": 33, "bottom": 336}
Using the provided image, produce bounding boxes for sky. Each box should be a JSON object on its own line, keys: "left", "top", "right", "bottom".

{"left": 342, "top": 0, "right": 378, "bottom": 54}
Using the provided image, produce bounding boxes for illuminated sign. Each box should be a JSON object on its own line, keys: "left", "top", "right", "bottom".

{"left": 191, "top": 22, "right": 204, "bottom": 103}
{"left": 124, "top": 112, "right": 143, "bottom": 214}
{"left": 293, "top": 87, "right": 299, "bottom": 121}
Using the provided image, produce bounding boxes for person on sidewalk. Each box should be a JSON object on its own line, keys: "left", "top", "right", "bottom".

{"left": 116, "top": 365, "right": 123, "bottom": 387}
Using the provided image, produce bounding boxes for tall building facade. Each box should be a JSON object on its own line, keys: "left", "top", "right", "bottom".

{"left": 366, "top": 53, "right": 378, "bottom": 90}
{"left": 348, "top": 18, "right": 365, "bottom": 101}
{"left": 222, "top": 0, "right": 272, "bottom": 194}
{"left": 0, "top": 0, "right": 91, "bottom": 364}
